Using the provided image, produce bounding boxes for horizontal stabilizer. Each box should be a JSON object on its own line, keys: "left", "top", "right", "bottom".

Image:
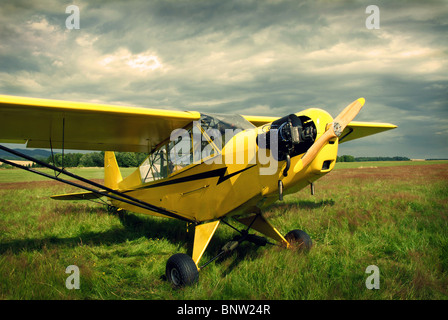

{"left": 339, "top": 121, "right": 397, "bottom": 143}
{"left": 51, "top": 190, "right": 105, "bottom": 201}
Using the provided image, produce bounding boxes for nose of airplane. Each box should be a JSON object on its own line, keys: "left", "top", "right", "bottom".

{"left": 257, "top": 98, "right": 365, "bottom": 177}
{"left": 258, "top": 112, "right": 317, "bottom": 176}
{"left": 299, "top": 98, "right": 365, "bottom": 171}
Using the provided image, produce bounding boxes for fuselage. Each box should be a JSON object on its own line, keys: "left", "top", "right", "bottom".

{"left": 111, "top": 108, "right": 338, "bottom": 222}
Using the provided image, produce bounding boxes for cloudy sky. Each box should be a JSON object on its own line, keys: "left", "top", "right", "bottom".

{"left": 1, "top": 0, "right": 447, "bottom": 159}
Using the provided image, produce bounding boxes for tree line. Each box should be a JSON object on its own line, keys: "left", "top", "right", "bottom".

{"left": 49, "top": 153, "right": 410, "bottom": 166}
{"left": 336, "top": 155, "right": 410, "bottom": 162}
{"left": 2, "top": 151, "right": 411, "bottom": 169}
{"left": 44, "top": 152, "right": 148, "bottom": 168}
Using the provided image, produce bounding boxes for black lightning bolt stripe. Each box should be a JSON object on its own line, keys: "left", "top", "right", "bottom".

{"left": 138, "top": 165, "right": 256, "bottom": 190}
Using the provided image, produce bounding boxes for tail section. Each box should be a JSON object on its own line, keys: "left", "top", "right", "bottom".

{"left": 104, "top": 151, "right": 123, "bottom": 190}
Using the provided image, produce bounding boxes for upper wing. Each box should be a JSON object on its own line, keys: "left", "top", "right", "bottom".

{"left": 0, "top": 95, "right": 396, "bottom": 153}
{"left": 339, "top": 121, "right": 397, "bottom": 143}
{"left": 0, "top": 95, "right": 200, "bottom": 152}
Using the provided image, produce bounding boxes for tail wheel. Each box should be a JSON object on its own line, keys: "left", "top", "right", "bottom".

{"left": 285, "top": 229, "right": 313, "bottom": 250}
{"left": 166, "top": 253, "right": 199, "bottom": 287}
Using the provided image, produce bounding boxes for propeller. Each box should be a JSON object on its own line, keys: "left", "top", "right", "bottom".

{"left": 299, "top": 97, "right": 365, "bottom": 169}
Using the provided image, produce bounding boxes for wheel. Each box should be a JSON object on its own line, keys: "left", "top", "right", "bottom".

{"left": 285, "top": 229, "right": 312, "bottom": 250}
{"left": 166, "top": 253, "right": 199, "bottom": 287}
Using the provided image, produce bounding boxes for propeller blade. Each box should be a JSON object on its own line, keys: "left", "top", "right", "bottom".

{"left": 300, "top": 98, "right": 365, "bottom": 169}
{"left": 333, "top": 97, "right": 365, "bottom": 129}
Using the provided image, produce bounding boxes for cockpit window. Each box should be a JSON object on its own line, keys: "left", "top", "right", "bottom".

{"left": 200, "top": 113, "right": 254, "bottom": 133}
{"left": 139, "top": 145, "right": 169, "bottom": 183}
{"left": 139, "top": 113, "right": 254, "bottom": 183}
{"left": 199, "top": 113, "right": 255, "bottom": 150}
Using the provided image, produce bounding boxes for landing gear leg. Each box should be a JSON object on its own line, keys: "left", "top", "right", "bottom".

{"left": 165, "top": 220, "right": 220, "bottom": 287}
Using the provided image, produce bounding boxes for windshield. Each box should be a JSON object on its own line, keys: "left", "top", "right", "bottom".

{"left": 200, "top": 113, "right": 255, "bottom": 132}
{"left": 199, "top": 113, "right": 255, "bottom": 150}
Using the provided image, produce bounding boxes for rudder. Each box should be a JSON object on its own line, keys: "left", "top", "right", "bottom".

{"left": 104, "top": 151, "right": 123, "bottom": 190}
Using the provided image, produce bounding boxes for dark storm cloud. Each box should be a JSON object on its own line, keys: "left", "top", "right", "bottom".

{"left": 0, "top": 0, "right": 447, "bottom": 158}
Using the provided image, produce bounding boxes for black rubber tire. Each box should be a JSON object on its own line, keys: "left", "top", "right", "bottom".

{"left": 285, "top": 229, "right": 313, "bottom": 250}
{"left": 166, "top": 253, "right": 199, "bottom": 287}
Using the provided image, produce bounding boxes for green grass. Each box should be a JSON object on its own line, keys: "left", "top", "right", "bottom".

{"left": 1, "top": 162, "right": 447, "bottom": 299}
{"left": 334, "top": 159, "right": 448, "bottom": 169}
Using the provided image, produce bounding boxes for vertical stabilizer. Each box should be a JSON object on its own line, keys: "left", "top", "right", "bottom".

{"left": 104, "top": 151, "right": 123, "bottom": 190}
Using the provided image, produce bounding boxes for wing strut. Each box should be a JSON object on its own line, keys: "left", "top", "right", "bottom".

{"left": 0, "top": 145, "right": 194, "bottom": 223}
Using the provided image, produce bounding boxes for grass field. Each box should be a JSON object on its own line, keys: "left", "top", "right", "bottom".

{"left": 1, "top": 161, "right": 447, "bottom": 300}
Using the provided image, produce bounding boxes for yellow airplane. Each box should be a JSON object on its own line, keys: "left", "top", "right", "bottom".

{"left": 0, "top": 94, "right": 396, "bottom": 287}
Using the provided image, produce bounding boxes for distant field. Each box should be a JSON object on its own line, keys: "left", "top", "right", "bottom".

{"left": 0, "top": 161, "right": 447, "bottom": 300}
{"left": 0, "top": 167, "right": 136, "bottom": 183}
{"left": 1, "top": 160, "right": 446, "bottom": 183}
{"left": 334, "top": 160, "right": 448, "bottom": 169}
